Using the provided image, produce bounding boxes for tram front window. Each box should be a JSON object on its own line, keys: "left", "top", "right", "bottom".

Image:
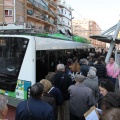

{"left": 0, "top": 37, "right": 29, "bottom": 78}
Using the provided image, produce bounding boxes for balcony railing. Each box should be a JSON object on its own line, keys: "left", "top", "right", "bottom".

{"left": 49, "top": 0, "right": 57, "bottom": 8}
{"left": 28, "top": 0, "right": 48, "bottom": 11}
{"left": 54, "top": 20, "right": 57, "bottom": 25}
{"left": 44, "top": 28, "right": 50, "bottom": 32}
{"left": 27, "top": 10, "right": 49, "bottom": 21}
{"left": 49, "top": 11, "right": 55, "bottom": 16}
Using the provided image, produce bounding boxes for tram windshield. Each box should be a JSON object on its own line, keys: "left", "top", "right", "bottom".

{"left": 0, "top": 37, "right": 29, "bottom": 79}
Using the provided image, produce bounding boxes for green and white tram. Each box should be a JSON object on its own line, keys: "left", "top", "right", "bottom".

{"left": 0, "top": 23, "right": 92, "bottom": 107}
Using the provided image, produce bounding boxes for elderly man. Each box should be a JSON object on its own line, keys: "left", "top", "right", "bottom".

{"left": 68, "top": 74, "right": 95, "bottom": 120}
{"left": 53, "top": 64, "right": 72, "bottom": 120}
{"left": 0, "top": 94, "right": 8, "bottom": 119}
{"left": 15, "top": 83, "right": 55, "bottom": 120}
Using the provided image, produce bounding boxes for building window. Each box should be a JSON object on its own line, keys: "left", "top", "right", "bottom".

{"left": 61, "top": 9, "right": 63, "bottom": 13}
{"left": 5, "top": 9, "right": 13, "bottom": 17}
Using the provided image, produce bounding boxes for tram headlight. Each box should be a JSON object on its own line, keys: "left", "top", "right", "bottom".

{"left": 27, "top": 87, "right": 31, "bottom": 99}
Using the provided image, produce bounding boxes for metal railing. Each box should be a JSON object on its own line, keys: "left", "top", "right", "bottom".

{"left": 49, "top": 0, "right": 57, "bottom": 8}
{"left": 28, "top": 0, "right": 48, "bottom": 11}
{"left": 27, "top": 11, "right": 49, "bottom": 22}
{"left": 28, "top": 0, "right": 59, "bottom": 31}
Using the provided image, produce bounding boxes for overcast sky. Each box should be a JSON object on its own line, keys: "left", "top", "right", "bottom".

{"left": 66, "top": 0, "right": 120, "bottom": 31}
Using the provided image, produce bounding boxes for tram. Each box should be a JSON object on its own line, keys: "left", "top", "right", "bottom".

{"left": 0, "top": 23, "right": 92, "bottom": 107}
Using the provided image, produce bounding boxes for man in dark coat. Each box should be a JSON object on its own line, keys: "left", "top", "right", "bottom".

{"left": 80, "top": 58, "right": 90, "bottom": 77}
{"left": 94, "top": 57, "right": 106, "bottom": 79}
{"left": 53, "top": 64, "right": 72, "bottom": 120}
{"left": 15, "top": 83, "right": 55, "bottom": 120}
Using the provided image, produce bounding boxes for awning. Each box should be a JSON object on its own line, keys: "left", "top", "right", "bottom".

{"left": 89, "top": 21, "right": 120, "bottom": 44}
{"left": 90, "top": 35, "right": 120, "bottom": 44}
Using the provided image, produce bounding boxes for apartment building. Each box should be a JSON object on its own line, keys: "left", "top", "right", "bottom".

{"left": 0, "top": 0, "right": 59, "bottom": 33}
{"left": 0, "top": 0, "right": 4, "bottom": 22}
{"left": 57, "top": 0, "right": 72, "bottom": 34}
{"left": 72, "top": 19, "right": 106, "bottom": 48}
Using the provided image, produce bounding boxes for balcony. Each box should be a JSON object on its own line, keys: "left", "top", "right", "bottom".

{"left": 44, "top": 27, "right": 50, "bottom": 32}
{"left": 58, "top": 2, "right": 64, "bottom": 8}
{"left": 58, "top": 2, "right": 72, "bottom": 12}
{"left": 57, "top": 20, "right": 63, "bottom": 25}
{"left": 48, "top": 0, "right": 57, "bottom": 8}
{"left": 28, "top": 0, "right": 48, "bottom": 12}
{"left": 49, "top": 11, "right": 56, "bottom": 18}
{"left": 57, "top": 10, "right": 64, "bottom": 17}
{"left": 27, "top": 12, "right": 55, "bottom": 26}
{"left": 54, "top": 20, "right": 57, "bottom": 25}
{"left": 27, "top": 0, "right": 57, "bottom": 19}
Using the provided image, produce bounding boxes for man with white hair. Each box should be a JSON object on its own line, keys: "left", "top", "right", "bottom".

{"left": 0, "top": 94, "right": 8, "bottom": 119}
{"left": 53, "top": 64, "right": 72, "bottom": 120}
{"left": 83, "top": 68, "right": 99, "bottom": 101}
{"left": 68, "top": 74, "right": 95, "bottom": 120}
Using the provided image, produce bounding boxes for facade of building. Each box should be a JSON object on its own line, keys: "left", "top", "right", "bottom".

{"left": 0, "top": 0, "right": 4, "bottom": 22}
{"left": 0, "top": 0, "right": 59, "bottom": 33}
{"left": 0, "top": 0, "right": 72, "bottom": 35}
{"left": 72, "top": 19, "right": 106, "bottom": 48}
{"left": 57, "top": 0, "right": 72, "bottom": 34}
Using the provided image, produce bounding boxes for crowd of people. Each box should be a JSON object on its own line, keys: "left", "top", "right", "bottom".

{"left": 0, "top": 50, "right": 120, "bottom": 120}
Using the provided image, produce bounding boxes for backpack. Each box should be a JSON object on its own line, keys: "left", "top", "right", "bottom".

{"left": 70, "top": 72, "right": 82, "bottom": 82}
{"left": 45, "top": 72, "right": 56, "bottom": 84}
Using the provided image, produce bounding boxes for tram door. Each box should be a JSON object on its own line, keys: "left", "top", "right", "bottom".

{"left": 49, "top": 50, "right": 65, "bottom": 72}
{"left": 36, "top": 50, "right": 73, "bottom": 82}
{"left": 36, "top": 50, "right": 64, "bottom": 82}
{"left": 36, "top": 50, "right": 48, "bottom": 82}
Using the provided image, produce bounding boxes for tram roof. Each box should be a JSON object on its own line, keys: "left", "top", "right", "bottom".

{"left": 0, "top": 23, "right": 91, "bottom": 44}
{"left": 29, "top": 33, "right": 91, "bottom": 44}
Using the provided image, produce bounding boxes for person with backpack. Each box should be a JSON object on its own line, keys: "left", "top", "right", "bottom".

{"left": 79, "top": 58, "right": 90, "bottom": 77}
{"left": 52, "top": 64, "right": 72, "bottom": 120}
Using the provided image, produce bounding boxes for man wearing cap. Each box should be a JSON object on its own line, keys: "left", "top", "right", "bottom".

{"left": 68, "top": 74, "right": 95, "bottom": 120}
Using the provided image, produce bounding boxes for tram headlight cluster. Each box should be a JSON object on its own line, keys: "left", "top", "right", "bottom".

{"left": 27, "top": 87, "right": 31, "bottom": 99}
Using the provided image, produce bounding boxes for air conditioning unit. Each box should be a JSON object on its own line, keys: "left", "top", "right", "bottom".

{"left": 27, "top": 10, "right": 33, "bottom": 15}
{"left": 35, "top": 14, "right": 39, "bottom": 17}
